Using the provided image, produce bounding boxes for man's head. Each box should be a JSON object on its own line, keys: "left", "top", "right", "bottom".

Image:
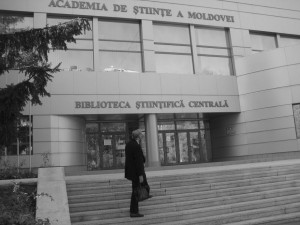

{"left": 131, "top": 129, "right": 144, "bottom": 140}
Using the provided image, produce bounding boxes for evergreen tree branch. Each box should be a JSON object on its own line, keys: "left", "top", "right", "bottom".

{"left": 0, "top": 17, "right": 91, "bottom": 149}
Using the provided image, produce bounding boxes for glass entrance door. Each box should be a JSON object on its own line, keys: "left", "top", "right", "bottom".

{"left": 100, "top": 133, "right": 126, "bottom": 169}
{"left": 86, "top": 122, "right": 127, "bottom": 170}
{"left": 158, "top": 130, "right": 208, "bottom": 165}
{"left": 190, "top": 132, "right": 201, "bottom": 163}
{"left": 101, "top": 134, "right": 113, "bottom": 169}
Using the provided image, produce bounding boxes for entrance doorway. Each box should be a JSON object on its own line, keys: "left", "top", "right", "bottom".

{"left": 86, "top": 122, "right": 128, "bottom": 170}
{"left": 100, "top": 133, "right": 126, "bottom": 169}
{"left": 157, "top": 113, "right": 211, "bottom": 166}
{"left": 85, "top": 115, "right": 143, "bottom": 170}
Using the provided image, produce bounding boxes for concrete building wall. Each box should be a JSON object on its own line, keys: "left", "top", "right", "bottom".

{"left": 33, "top": 115, "right": 86, "bottom": 169}
{"left": 211, "top": 45, "right": 300, "bottom": 161}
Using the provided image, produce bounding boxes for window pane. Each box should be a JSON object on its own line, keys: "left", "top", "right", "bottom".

{"left": 166, "top": 133, "right": 177, "bottom": 164}
{"left": 197, "top": 47, "right": 230, "bottom": 56}
{"left": 198, "top": 56, "right": 232, "bottom": 76}
{"left": 4, "top": 116, "right": 32, "bottom": 156}
{"left": 99, "top": 41, "right": 141, "bottom": 51}
{"left": 156, "top": 44, "right": 192, "bottom": 54}
{"left": 7, "top": 145, "right": 17, "bottom": 155}
{"left": 66, "top": 40, "right": 93, "bottom": 50}
{"left": 86, "top": 133, "right": 99, "bottom": 170}
{"left": 0, "top": 14, "right": 33, "bottom": 33}
{"left": 196, "top": 28, "right": 228, "bottom": 47}
{"left": 48, "top": 50, "right": 93, "bottom": 71}
{"left": 100, "top": 123, "right": 126, "bottom": 132}
{"left": 158, "top": 121, "right": 175, "bottom": 130}
{"left": 157, "top": 114, "right": 174, "bottom": 120}
{"left": 98, "top": 20, "right": 140, "bottom": 41}
{"left": 250, "top": 33, "right": 277, "bottom": 52}
{"left": 156, "top": 54, "right": 193, "bottom": 74}
{"left": 99, "top": 51, "right": 142, "bottom": 72}
{"left": 154, "top": 24, "right": 190, "bottom": 44}
{"left": 47, "top": 17, "right": 92, "bottom": 39}
{"left": 281, "top": 35, "right": 300, "bottom": 47}
{"left": 86, "top": 123, "right": 99, "bottom": 133}
{"left": 176, "top": 121, "right": 199, "bottom": 130}
{"left": 175, "top": 113, "right": 198, "bottom": 119}
{"left": 158, "top": 133, "right": 165, "bottom": 164}
{"left": 98, "top": 20, "right": 142, "bottom": 72}
{"left": 178, "top": 132, "right": 188, "bottom": 163}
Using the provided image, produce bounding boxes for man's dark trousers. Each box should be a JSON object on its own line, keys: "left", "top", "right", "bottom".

{"left": 130, "top": 176, "right": 140, "bottom": 213}
{"left": 130, "top": 173, "right": 150, "bottom": 213}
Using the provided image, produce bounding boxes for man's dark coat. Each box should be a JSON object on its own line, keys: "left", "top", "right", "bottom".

{"left": 125, "top": 139, "right": 145, "bottom": 181}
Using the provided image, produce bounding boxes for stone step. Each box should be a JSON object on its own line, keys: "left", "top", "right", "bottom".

{"left": 69, "top": 186, "right": 300, "bottom": 213}
{"left": 71, "top": 193, "right": 300, "bottom": 221}
{"left": 67, "top": 164, "right": 300, "bottom": 188}
{"left": 67, "top": 172, "right": 300, "bottom": 196}
{"left": 71, "top": 199, "right": 300, "bottom": 225}
{"left": 226, "top": 212, "right": 300, "bottom": 225}
{"left": 157, "top": 202, "right": 300, "bottom": 225}
{"left": 68, "top": 179, "right": 300, "bottom": 204}
{"left": 68, "top": 162, "right": 300, "bottom": 225}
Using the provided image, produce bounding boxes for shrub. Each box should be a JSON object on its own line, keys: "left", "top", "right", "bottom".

{"left": 0, "top": 182, "right": 51, "bottom": 225}
{"left": 0, "top": 161, "right": 37, "bottom": 180}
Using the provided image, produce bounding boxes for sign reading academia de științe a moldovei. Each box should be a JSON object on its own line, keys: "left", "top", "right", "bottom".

{"left": 48, "top": 0, "right": 235, "bottom": 23}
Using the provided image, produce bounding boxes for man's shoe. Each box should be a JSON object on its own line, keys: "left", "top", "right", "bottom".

{"left": 130, "top": 213, "right": 144, "bottom": 218}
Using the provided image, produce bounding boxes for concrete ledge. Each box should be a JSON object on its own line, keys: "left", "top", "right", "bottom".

{"left": 36, "top": 167, "right": 71, "bottom": 225}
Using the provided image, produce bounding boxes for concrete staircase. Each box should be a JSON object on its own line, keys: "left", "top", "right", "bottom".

{"left": 66, "top": 160, "right": 300, "bottom": 225}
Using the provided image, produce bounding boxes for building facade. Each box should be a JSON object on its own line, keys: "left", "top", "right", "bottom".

{"left": 1, "top": 0, "right": 300, "bottom": 171}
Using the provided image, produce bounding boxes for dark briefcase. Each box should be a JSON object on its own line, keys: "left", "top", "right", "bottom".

{"left": 134, "top": 184, "right": 150, "bottom": 202}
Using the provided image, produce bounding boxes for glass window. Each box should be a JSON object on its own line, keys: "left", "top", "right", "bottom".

{"left": 154, "top": 23, "right": 193, "bottom": 74}
{"left": 196, "top": 27, "right": 233, "bottom": 76}
{"left": 47, "top": 17, "right": 92, "bottom": 39}
{"left": 47, "top": 17, "right": 93, "bottom": 71}
{"left": 98, "top": 20, "right": 142, "bottom": 73}
{"left": 48, "top": 50, "right": 93, "bottom": 71}
{"left": 293, "top": 104, "right": 300, "bottom": 139}
{"left": 99, "top": 51, "right": 142, "bottom": 72}
{"left": 250, "top": 32, "right": 277, "bottom": 53}
{"left": 100, "top": 123, "right": 126, "bottom": 132}
{"left": 196, "top": 27, "right": 228, "bottom": 47}
{"left": 155, "top": 54, "right": 193, "bottom": 74}
{"left": 197, "top": 47, "right": 230, "bottom": 56}
{"left": 198, "top": 56, "right": 232, "bottom": 76}
{"left": 99, "top": 20, "right": 140, "bottom": 41}
{"left": 0, "top": 13, "right": 33, "bottom": 34}
{"left": 176, "top": 121, "right": 199, "bottom": 130}
{"left": 154, "top": 24, "right": 190, "bottom": 45}
{"left": 157, "top": 114, "right": 174, "bottom": 120}
{"left": 175, "top": 113, "right": 198, "bottom": 119}
{"left": 4, "top": 116, "right": 33, "bottom": 156}
{"left": 280, "top": 35, "right": 300, "bottom": 48}
{"left": 86, "top": 123, "right": 99, "bottom": 133}
{"left": 157, "top": 121, "right": 175, "bottom": 130}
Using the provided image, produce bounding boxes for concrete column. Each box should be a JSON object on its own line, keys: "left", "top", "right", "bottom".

{"left": 92, "top": 17, "right": 99, "bottom": 71}
{"left": 141, "top": 20, "right": 156, "bottom": 72}
{"left": 145, "top": 114, "right": 160, "bottom": 167}
{"left": 189, "top": 25, "right": 199, "bottom": 74}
